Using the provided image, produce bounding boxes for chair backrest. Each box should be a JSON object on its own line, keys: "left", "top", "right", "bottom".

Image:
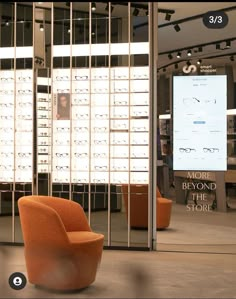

{"left": 18, "top": 196, "right": 70, "bottom": 250}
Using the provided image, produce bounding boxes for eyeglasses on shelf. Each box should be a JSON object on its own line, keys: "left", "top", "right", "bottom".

{"left": 0, "top": 103, "right": 13, "bottom": 107}
{"left": 74, "top": 153, "right": 88, "bottom": 158}
{"left": 74, "top": 127, "right": 88, "bottom": 132}
{"left": 179, "top": 148, "right": 196, "bottom": 153}
{"left": 0, "top": 77, "right": 14, "bottom": 82}
{"left": 55, "top": 153, "right": 69, "bottom": 157}
{"left": 56, "top": 165, "right": 69, "bottom": 170}
{"left": 18, "top": 152, "right": 32, "bottom": 158}
{"left": 74, "top": 75, "right": 88, "bottom": 81}
{"left": 18, "top": 90, "right": 32, "bottom": 94}
{"left": 18, "top": 76, "right": 32, "bottom": 81}
{"left": 203, "top": 148, "right": 219, "bottom": 153}
{"left": 18, "top": 165, "right": 32, "bottom": 170}
{"left": 56, "top": 127, "right": 70, "bottom": 132}
{"left": 56, "top": 76, "right": 69, "bottom": 81}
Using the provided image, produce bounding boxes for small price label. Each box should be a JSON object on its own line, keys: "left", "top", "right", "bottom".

{"left": 203, "top": 11, "right": 228, "bottom": 29}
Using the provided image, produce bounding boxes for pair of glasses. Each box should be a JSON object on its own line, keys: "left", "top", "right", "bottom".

{"left": 18, "top": 165, "right": 32, "bottom": 170}
{"left": 75, "top": 75, "right": 88, "bottom": 80}
{"left": 94, "top": 166, "right": 108, "bottom": 170}
{"left": 18, "top": 76, "right": 32, "bottom": 81}
{"left": 55, "top": 140, "right": 69, "bottom": 145}
{"left": 0, "top": 128, "right": 13, "bottom": 133}
{"left": 54, "top": 178, "right": 69, "bottom": 182}
{"left": 38, "top": 106, "right": 48, "bottom": 110}
{"left": 113, "top": 140, "right": 127, "bottom": 144}
{"left": 18, "top": 153, "right": 32, "bottom": 158}
{"left": 113, "top": 114, "right": 128, "bottom": 118}
{"left": 94, "top": 140, "right": 107, "bottom": 145}
{"left": 93, "top": 75, "right": 108, "bottom": 80}
{"left": 75, "top": 88, "right": 89, "bottom": 93}
{"left": 203, "top": 148, "right": 219, "bottom": 153}
{"left": 132, "top": 165, "right": 148, "bottom": 170}
{"left": 38, "top": 115, "right": 47, "bottom": 119}
{"left": 0, "top": 90, "right": 14, "bottom": 95}
{"left": 1, "top": 77, "right": 14, "bottom": 82}
{"left": 56, "top": 166, "right": 69, "bottom": 170}
{"left": 93, "top": 179, "right": 105, "bottom": 183}
{"left": 73, "top": 98, "right": 89, "bottom": 105}
{"left": 94, "top": 127, "right": 108, "bottom": 132}
{"left": 114, "top": 101, "right": 128, "bottom": 105}
{"left": 132, "top": 126, "right": 147, "bottom": 131}
{"left": 55, "top": 153, "right": 69, "bottom": 157}
{"left": 74, "top": 153, "right": 88, "bottom": 158}
{"left": 0, "top": 115, "right": 13, "bottom": 120}
{"left": 74, "top": 140, "right": 88, "bottom": 145}
{"left": 132, "top": 140, "right": 148, "bottom": 144}
{"left": 17, "top": 115, "right": 32, "bottom": 120}
{"left": 0, "top": 152, "right": 13, "bottom": 157}
{"left": 39, "top": 141, "right": 48, "bottom": 145}
{"left": 39, "top": 123, "right": 48, "bottom": 128}
{"left": 93, "top": 153, "right": 107, "bottom": 158}
{"left": 133, "top": 74, "right": 148, "bottom": 79}
{"left": 132, "top": 153, "right": 147, "bottom": 157}
{"left": 0, "top": 140, "right": 13, "bottom": 145}
{"left": 93, "top": 88, "right": 108, "bottom": 93}
{"left": 39, "top": 160, "right": 48, "bottom": 163}
{"left": 18, "top": 90, "right": 32, "bottom": 94}
{"left": 0, "top": 103, "right": 13, "bottom": 107}
{"left": 38, "top": 148, "right": 48, "bottom": 152}
{"left": 114, "top": 75, "right": 128, "bottom": 80}
{"left": 95, "top": 114, "right": 108, "bottom": 119}
{"left": 56, "top": 127, "right": 70, "bottom": 132}
{"left": 18, "top": 102, "right": 32, "bottom": 107}
{"left": 74, "top": 127, "right": 88, "bottom": 132}
{"left": 57, "top": 89, "right": 70, "bottom": 93}
{"left": 114, "top": 88, "right": 128, "bottom": 92}
{"left": 76, "top": 113, "right": 89, "bottom": 119}
{"left": 73, "top": 178, "right": 88, "bottom": 183}
{"left": 0, "top": 165, "right": 13, "bottom": 170}
{"left": 113, "top": 124, "right": 127, "bottom": 129}
{"left": 113, "top": 166, "right": 127, "bottom": 170}
{"left": 16, "top": 129, "right": 33, "bottom": 133}
{"left": 56, "top": 76, "right": 69, "bottom": 81}
{"left": 179, "top": 148, "right": 196, "bottom": 153}
{"left": 132, "top": 111, "right": 148, "bottom": 116}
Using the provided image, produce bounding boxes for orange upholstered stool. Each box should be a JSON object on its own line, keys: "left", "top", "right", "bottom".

{"left": 122, "top": 184, "right": 172, "bottom": 230}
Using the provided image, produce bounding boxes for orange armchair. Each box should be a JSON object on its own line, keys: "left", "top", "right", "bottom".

{"left": 122, "top": 185, "right": 172, "bottom": 229}
{"left": 18, "top": 195, "right": 104, "bottom": 291}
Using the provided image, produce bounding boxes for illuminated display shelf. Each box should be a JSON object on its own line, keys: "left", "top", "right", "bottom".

{"left": 0, "top": 69, "right": 33, "bottom": 183}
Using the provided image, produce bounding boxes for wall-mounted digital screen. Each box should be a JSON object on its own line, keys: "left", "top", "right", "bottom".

{"left": 173, "top": 75, "right": 227, "bottom": 171}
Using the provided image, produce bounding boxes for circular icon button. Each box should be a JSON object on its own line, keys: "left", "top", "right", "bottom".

{"left": 9, "top": 272, "right": 27, "bottom": 290}
{"left": 203, "top": 11, "right": 228, "bottom": 29}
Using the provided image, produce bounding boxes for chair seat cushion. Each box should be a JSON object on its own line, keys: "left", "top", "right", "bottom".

{"left": 67, "top": 231, "right": 104, "bottom": 244}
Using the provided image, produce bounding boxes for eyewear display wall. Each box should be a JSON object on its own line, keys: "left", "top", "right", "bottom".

{"left": 0, "top": 2, "right": 158, "bottom": 250}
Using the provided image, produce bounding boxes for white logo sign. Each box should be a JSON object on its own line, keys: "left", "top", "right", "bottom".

{"left": 182, "top": 64, "right": 197, "bottom": 74}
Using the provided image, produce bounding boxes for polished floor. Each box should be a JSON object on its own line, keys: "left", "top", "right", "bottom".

{"left": 0, "top": 246, "right": 236, "bottom": 298}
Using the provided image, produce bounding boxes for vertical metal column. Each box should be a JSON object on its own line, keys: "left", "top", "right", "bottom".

{"left": 148, "top": 2, "right": 158, "bottom": 250}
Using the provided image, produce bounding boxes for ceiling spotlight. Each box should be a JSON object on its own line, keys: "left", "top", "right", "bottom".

{"left": 216, "top": 43, "right": 221, "bottom": 50}
{"left": 174, "top": 24, "right": 181, "bottom": 32}
{"left": 5, "top": 20, "right": 10, "bottom": 26}
{"left": 165, "top": 13, "right": 172, "bottom": 21}
{"left": 230, "top": 56, "right": 234, "bottom": 61}
{"left": 39, "top": 24, "right": 44, "bottom": 31}
{"left": 67, "top": 28, "right": 70, "bottom": 33}
{"left": 198, "top": 46, "right": 202, "bottom": 52}
{"left": 133, "top": 8, "right": 139, "bottom": 16}
{"left": 91, "top": 2, "right": 96, "bottom": 11}
{"left": 197, "top": 59, "right": 202, "bottom": 65}
{"left": 187, "top": 50, "right": 192, "bottom": 57}
{"left": 175, "top": 63, "right": 178, "bottom": 69}
{"left": 186, "top": 61, "right": 191, "bottom": 66}
{"left": 177, "top": 52, "right": 181, "bottom": 59}
{"left": 226, "top": 40, "right": 231, "bottom": 48}
{"left": 168, "top": 53, "right": 173, "bottom": 60}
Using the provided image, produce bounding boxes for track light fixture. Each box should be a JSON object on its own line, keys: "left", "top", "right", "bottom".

{"left": 133, "top": 8, "right": 139, "bottom": 17}
{"left": 186, "top": 61, "right": 191, "bottom": 66}
{"left": 197, "top": 59, "right": 202, "bottom": 65}
{"left": 165, "top": 13, "right": 172, "bottom": 21}
{"left": 230, "top": 56, "right": 234, "bottom": 61}
{"left": 198, "top": 46, "right": 202, "bottom": 52}
{"left": 174, "top": 24, "right": 181, "bottom": 32}
{"left": 216, "top": 43, "right": 221, "bottom": 50}
{"left": 226, "top": 40, "right": 231, "bottom": 48}
{"left": 67, "top": 27, "right": 70, "bottom": 34}
{"left": 39, "top": 24, "right": 44, "bottom": 31}
{"left": 91, "top": 2, "right": 96, "bottom": 11}
{"left": 177, "top": 52, "right": 181, "bottom": 58}
{"left": 187, "top": 49, "right": 192, "bottom": 57}
{"left": 168, "top": 53, "right": 173, "bottom": 60}
{"left": 5, "top": 20, "right": 10, "bottom": 26}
